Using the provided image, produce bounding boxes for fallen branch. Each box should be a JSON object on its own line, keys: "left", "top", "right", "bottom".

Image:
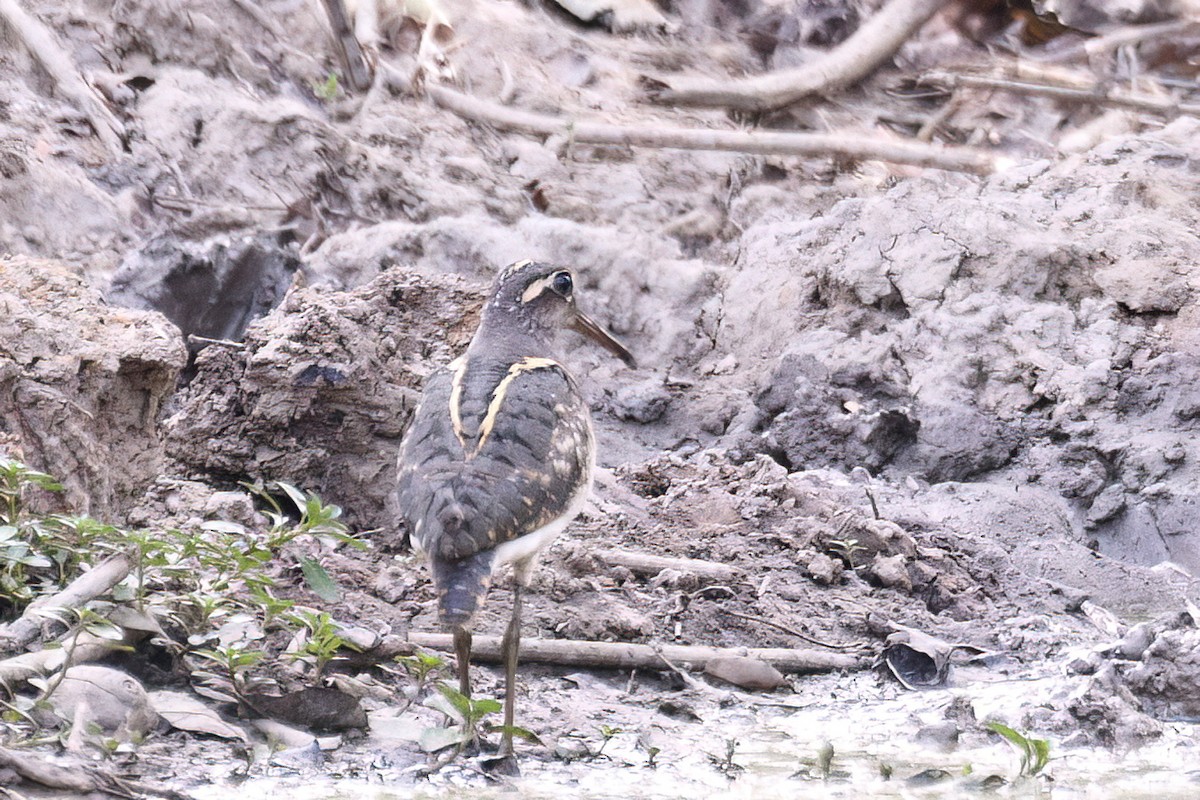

{"left": 428, "top": 84, "right": 999, "bottom": 174}
{"left": 408, "top": 632, "right": 865, "bottom": 673}
{"left": 0, "top": 0, "right": 125, "bottom": 154}
{"left": 0, "top": 553, "right": 132, "bottom": 652}
{"left": 921, "top": 70, "right": 1200, "bottom": 119}
{"left": 0, "top": 745, "right": 193, "bottom": 800}
{"left": 643, "top": 0, "right": 952, "bottom": 111}
{"left": 595, "top": 548, "right": 745, "bottom": 583}
{"left": 0, "top": 629, "right": 142, "bottom": 687}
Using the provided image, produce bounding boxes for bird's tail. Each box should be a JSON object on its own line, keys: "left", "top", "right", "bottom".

{"left": 430, "top": 550, "right": 495, "bottom": 628}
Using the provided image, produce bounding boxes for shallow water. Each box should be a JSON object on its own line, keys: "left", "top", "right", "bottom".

{"left": 194, "top": 666, "right": 1200, "bottom": 800}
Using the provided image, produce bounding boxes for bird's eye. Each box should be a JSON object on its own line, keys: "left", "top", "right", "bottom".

{"left": 551, "top": 271, "right": 573, "bottom": 296}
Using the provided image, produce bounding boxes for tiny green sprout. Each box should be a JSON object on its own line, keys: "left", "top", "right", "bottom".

{"left": 418, "top": 683, "right": 506, "bottom": 754}
{"left": 594, "top": 724, "right": 622, "bottom": 759}
{"left": 285, "top": 609, "right": 349, "bottom": 680}
{"left": 708, "top": 737, "right": 743, "bottom": 777}
{"left": 827, "top": 537, "right": 867, "bottom": 568}
{"left": 816, "top": 740, "right": 835, "bottom": 780}
{"left": 986, "top": 721, "right": 1051, "bottom": 779}
{"left": 398, "top": 651, "right": 445, "bottom": 683}
{"left": 193, "top": 644, "right": 267, "bottom": 703}
{"left": 313, "top": 72, "right": 340, "bottom": 101}
{"left": 645, "top": 745, "right": 661, "bottom": 769}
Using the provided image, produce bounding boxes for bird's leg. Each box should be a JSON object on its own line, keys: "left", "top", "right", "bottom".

{"left": 498, "top": 583, "right": 522, "bottom": 756}
{"left": 453, "top": 624, "right": 472, "bottom": 698}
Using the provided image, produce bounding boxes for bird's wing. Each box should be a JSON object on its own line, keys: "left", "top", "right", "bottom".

{"left": 397, "top": 361, "right": 593, "bottom": 561}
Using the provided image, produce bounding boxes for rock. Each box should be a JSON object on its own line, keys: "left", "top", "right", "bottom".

{"left": 46, "top": 666, "right": 158, "bottom": 740}
{"left": 805, "top": 552, "right": 841, "bottom": 585}
{"left": 0, "top": 259, "right": 186, "bottom": 518}
{"left": 164, "top": 267, "right": 483, "bottom": 530}
{"left": 704, "top": 656, "right": 787, "bottom": 691}
{"left": 612, "top": 380, "right": 671, "bottom": 424}
{"left": 1087, "top": 484, "right": 1128, "bottom": 528}
{"left": 1113, "top": 622, "right": 1154, "bottom": 661}
{"left": 868, "top": 554, "right": 912, "bottom": 591}
{"left": 914, "top": 719, "right": 960, "bottom": 750}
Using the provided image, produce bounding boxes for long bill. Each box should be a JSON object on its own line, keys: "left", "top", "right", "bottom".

{"left": 571, "top": 310, "right": 637, "bottom": 369}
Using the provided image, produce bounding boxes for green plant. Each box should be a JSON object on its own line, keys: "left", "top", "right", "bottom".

{"left": 191, "top": 644, "right": 268, "bottom": 705}
{"left": 0, "top": 457, "right": 62, "bottom": 524}
{"left": 396, "top": 650, "right": 445, "bottom": 701}
{"left": 30, "top": 607, "right": 128, "bottom": 706}
{"left": 285, "top": 609, "right": 350, "bottom": 679}
{"left": 987, "top": 721, "right": 1050, "bottom": 778}
{"left": 708, "top": 738, "right": 743, "bottom": 777}
{"left": 312, "top": 72, "right": 340, "bottom": 101}
{"left": 420, "top": 683, "right": 503, "bottom": 753}
{"left": 827, "top": 537, "right": 867, "bottom": 568}
{"left": 595, "top": 724, "right": 621, "bottom": 759}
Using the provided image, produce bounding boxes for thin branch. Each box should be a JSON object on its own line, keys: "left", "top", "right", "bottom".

{"left": 920, "top": 69, "right": 1200, "bottom": 118}
{"left": 643, "top": 0, "right": 952, "bottom": 111}
{"left": 0, "top": 0, "right": 125, "bottom": 154}
{"left": 0, "top": 553, "right": 132, "bottom": 652}
{"left": 721, "top": 609, "right": 862, "bottom": 651}
{"left": 409, "top": 632, "right": 865, "bottom": 673}
{"left": 428, "top": 84, "right": 1000, "bottom": 174}
{"left": 595, "top": 548, "right": 745, "bottom": 583}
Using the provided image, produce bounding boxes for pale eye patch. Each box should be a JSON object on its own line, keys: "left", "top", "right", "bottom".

{"left": 521, "top": 275, "right": 556, "bottom": 303}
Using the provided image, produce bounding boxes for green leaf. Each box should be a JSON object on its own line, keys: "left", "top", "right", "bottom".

{"left": 275, "top": 482, "right": 308, "bottom": 515}
{"left": 201, "top": 520, "right": 247, "bottom": 535}
{"left": 434, "top": 684, "right": 473, "bottom": 721}
{"left": 423, "top": 690, "right": 466, "bottom": 724}
{"left": 298, "top": 556, "right": 340, "bottom": 602}
{"left": 418, "top": 724, "right": 470, "bottom": 753}
{"left": 470, "top": 697, "right": 502, "bottom": 716}
{"left": 484, "top": 723, "right": 543, "bottom": 744}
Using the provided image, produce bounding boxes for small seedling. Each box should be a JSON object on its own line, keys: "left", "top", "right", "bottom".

{"left": 708, "top": 738, "right": 743, "bottom": 777}
{"left": 827, "top": 537, "right": 867, "bottom": 568}
{"left": 816, "top": 740, "right": 835, "bottom": 780}
{"left": 285, "top": 609, "right": 349, "bottom": 679}
{"left": 987, "top": 721, "right": 1050, "bottom": 778}
{"left": 312, "top": 72, "right": 340, "bottom": 101}
{"left": 644, "top": 744, "right": 661, "bottom": 769}
{"left": 594, "top": 724, "right": 622, "bottom": 759}
{"left": 192, "top": 644, "right": 268, "bottom": 704}
{"left": 420, "top": 683, "right": 501, "bottom": 753}
{"left": 396, "top": 650, "right": 446, "bottom": 707}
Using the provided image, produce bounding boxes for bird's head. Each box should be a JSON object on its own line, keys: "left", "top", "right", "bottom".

{"left": 482, "top": 260, "right": 637, "bottom": 368}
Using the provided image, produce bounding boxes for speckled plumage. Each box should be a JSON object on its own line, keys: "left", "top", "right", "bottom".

{"left": 396, "top": 260, "right": 632, "bottom": 628}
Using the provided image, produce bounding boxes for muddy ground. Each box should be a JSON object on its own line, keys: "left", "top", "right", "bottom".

{"left": 4, "top": 0, "right": 1200, "bottom": 796}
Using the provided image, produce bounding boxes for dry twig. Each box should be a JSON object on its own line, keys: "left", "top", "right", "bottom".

{"left": 0, "top": 746, "right": 193, "bottom": 799}
{"left": 0, "top": 0, "right": 125, "bottom": 154}
{"left": 643, "top": 0, "right": 952, "bottom": 111}
{"left": 721, "top": 609, "right": 861, "bottom": 651}
{"left": 0, "top": 553, "right": 132, "bottom": 652}
{"left": 921, "top": 69, "right": 1200, "bottom": 119}
{"left": 595, "top": 548, "right": 745, "bottom": 583}
{"left": 428, "top": 84, "right": 1000, "bottom": 174}
{"left": 409, "top": 632, "right": 865, "bottom": 673}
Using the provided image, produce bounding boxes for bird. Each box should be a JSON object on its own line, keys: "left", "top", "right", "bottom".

{"left": 395, "top": 259, "right": 636, "bottom": 758}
